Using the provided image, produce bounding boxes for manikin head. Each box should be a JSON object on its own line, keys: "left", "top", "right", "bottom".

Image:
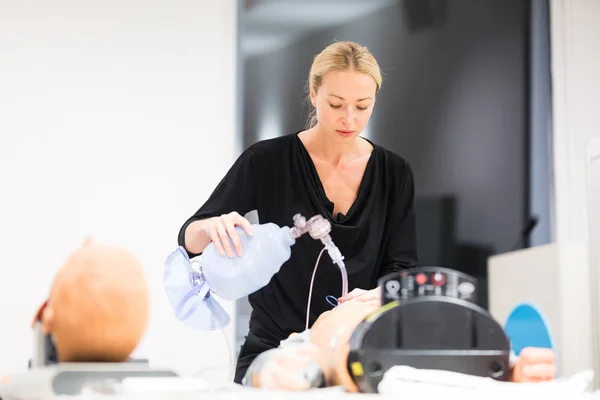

{"left": 308, "top": 41, "right": 382, "bottom": 142}
{"left": 309, "top": 297, "right": 380, "bottom": 391}
{"left": 33, "top": 238, "right": 149, "bottom": 362}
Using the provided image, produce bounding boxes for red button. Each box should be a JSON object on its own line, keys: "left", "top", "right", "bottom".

{"left": 415, "top": 273, "right": 427, "bottom": 285}
{"left": 432, "top": 272, "right": 445, "bottom": 286}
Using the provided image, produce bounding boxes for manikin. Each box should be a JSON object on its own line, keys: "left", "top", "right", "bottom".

{"left": 243, "top": 292, "right": 557, "bottom": 391}
{"left": 31, "top": 238, "right": 149, "bottom": 363}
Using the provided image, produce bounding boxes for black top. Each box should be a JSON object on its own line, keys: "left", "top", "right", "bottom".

{"left": 178, "top": 133, "right": 418, "bottom": 346}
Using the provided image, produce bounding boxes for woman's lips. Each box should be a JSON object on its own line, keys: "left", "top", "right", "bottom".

{"left": 336, "top": 130, "right": 355, "bottom": 137}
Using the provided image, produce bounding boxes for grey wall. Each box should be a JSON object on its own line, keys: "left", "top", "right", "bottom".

{"left": 243, "top": 0, "right": 529, "bottom": 259}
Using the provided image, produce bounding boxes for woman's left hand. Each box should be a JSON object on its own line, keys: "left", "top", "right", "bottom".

{"left": 338, "top": 286, "right": 381, "bottom": 305}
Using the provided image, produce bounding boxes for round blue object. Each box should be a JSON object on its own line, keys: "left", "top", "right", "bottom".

{"left": 504, "top": 303, "right": 554, "bottom": 357}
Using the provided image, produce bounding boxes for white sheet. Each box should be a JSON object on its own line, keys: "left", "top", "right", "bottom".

{"left": 76, "top": 368, "right": 598, "bottom": 400}
{"left": 378, "top": 366, "right": 595, "bottom": 398}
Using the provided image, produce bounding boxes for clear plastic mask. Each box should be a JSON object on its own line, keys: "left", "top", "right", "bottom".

{"left": 163, "top": 246, "right": 230, "bottom": 330}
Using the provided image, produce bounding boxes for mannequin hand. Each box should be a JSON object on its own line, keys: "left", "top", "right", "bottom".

{"left": 511, "top": 347, "right": 556, "bottom": 382}
{"left": 204, "top": 212, "right": 253, "bottom": 257}
{"left": 338, "top": 286, "right": 381, "bottom": 305}
{"left": 256, "top": 344, "right": 325, "bottom": 391}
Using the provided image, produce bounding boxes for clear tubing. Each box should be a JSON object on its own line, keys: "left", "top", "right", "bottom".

{"left": 338, "top": 259, "right": 348, "bottom": 301}
{"left": 319, "top": 234, "right": 347, "bottom": 300}
{"left": 291, "top": 213, "right": 348, "bottom": 299}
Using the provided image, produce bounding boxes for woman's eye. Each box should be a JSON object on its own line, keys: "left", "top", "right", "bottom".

{"left": 329, "top": 104, "right": 342, "bottom": 109}
{"left": 357, "top": 106, "right": 368, "bottom": 111}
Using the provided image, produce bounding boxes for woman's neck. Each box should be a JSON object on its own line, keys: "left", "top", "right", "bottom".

{"left": 299, "top": 126, "right": 365, "bottom": 166}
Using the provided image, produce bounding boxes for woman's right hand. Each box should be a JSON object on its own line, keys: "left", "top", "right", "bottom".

{"left": 203, "top": 212, "right": 254, "bottom": 258}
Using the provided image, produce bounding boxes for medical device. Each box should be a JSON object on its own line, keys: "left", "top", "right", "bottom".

{"left": 163, "top": 213, "right": 347, "bottom": 331}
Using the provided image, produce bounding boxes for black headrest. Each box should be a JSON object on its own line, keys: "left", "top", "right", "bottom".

{"left": 346, "top": 268, "right": 511, "bottom": 393}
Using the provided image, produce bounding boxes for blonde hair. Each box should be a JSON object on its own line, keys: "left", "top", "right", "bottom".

{"left": 307, "top": 41, "right": 382, "bottom": 128}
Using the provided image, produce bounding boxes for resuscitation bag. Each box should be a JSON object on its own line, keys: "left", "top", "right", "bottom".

{"left": 163, "top": 216, "right": 344, "bottom": 330}
{"left": 198, "top": 223, "right": 295, "bottom": 301}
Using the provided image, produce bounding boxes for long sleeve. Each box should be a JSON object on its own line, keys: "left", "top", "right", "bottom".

{"left": 380, "top": 162, "right": 418, "bottom": 276}
{"left": 177, "top": 149, "right": 257, "bottom": 256}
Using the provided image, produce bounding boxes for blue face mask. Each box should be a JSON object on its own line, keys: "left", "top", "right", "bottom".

{"left": 163, "top": 246, "right": 230, "bottom": 330}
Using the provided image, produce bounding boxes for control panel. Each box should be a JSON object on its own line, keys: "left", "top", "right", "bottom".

{"left": 378, "top": 266, "right": 478, "bottom": 305}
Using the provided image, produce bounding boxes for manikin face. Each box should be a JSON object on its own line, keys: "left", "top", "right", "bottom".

{"left": 310, "top": 69, "right": 377, "bottom": 142}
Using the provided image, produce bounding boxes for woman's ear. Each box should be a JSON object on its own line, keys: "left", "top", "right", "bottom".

{"left": 309, "top": 86, "right": 317, "bottom": 108}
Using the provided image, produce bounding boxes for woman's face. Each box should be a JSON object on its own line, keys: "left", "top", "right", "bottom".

{"left": 310, "top": 69, "right": 377, "bottom": 142}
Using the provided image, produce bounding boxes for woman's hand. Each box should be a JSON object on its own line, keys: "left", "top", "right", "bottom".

{"left": 203, "top": 212, "right": 254, "bottom": 258}
{"left": 510, "top": 347, "right": 556, "bottom": 382}
{"left": 338, "top": 286, "right": 382, "bottom": 306}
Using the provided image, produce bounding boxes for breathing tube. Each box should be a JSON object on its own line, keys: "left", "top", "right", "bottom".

{"left": 290, "top": 214, "right": 348, "bottom": 330}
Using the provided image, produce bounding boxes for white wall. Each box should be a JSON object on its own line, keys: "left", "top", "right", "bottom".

{"left": 549, "top": 0, "right": 600, "bottom": 380}
{"left": 550, "top": 0, "right": 600, "bottom": 245}
{"left": 0, "top": 0, "right": 239, "bottom": 377}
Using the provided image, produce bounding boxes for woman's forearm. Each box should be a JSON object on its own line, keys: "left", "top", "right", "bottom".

{"left": 183, "top": 219, "right": 213, "bottom": 254}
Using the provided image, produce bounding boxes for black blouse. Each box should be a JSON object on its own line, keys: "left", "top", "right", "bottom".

{"left": 178, "top": 133, "right": 418, "bottom": 345}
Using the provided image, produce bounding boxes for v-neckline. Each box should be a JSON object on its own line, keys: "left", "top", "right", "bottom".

{"left": 295, "top": 133, "right": 377, "bottom": 223}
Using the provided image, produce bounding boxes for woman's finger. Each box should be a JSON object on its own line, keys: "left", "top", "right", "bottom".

{"left": 521, "top": 364, "right": 556, "bottom": 381}
{"left": 520, "top": 347, "right": 555, "bottom": 364}
{"left": 222, "top": 214, "right": 244, "bottom": 256}
{"left": 232, "top": 213, "right": 254, "bottom": 237}
{"left": 216, "top": 221, "right": 234, "bottom": 258}
{"left": 208, "top": 228, "right": 226, "bottom": 257}
{"left": 338, "top": 288, "right": 368, "bottom": 303}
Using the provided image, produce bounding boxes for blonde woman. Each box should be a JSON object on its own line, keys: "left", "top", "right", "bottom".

{"left": 178, "top": 41, "right": 417, "bottom": 383}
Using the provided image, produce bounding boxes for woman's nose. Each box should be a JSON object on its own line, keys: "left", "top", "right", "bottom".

{"left": 342, "top": 108, "right": 355, "bottom": 124}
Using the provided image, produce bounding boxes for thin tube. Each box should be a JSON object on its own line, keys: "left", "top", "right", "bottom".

{"left": 306, "top": 247, "right": 327, "bottom": 330}
{"left": 338, "top": 260, "right": 348, "bottom": 301}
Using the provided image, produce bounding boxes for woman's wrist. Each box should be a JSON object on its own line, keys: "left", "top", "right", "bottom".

{"left": 184, "top": 219, "right": 211, "bottom": 254}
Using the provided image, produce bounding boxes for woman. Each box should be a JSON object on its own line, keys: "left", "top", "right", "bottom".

{"left": 177, "top": 41, "right": 417, "bottom": 383}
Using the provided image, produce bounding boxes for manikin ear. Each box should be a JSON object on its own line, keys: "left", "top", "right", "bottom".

{"left": 40, "top": 303, "right": 55, "bottom": 335}
{"left": 309, "top": 86, "right": 317, "bottom": 108}
{"left": 31, "top": 301, "right": 47, "bottom": 328}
